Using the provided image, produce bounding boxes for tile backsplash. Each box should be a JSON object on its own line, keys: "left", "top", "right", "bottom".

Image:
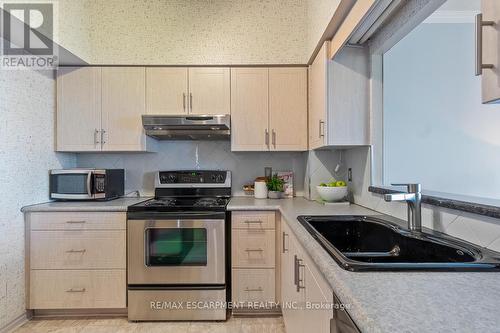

{"left": 76, "top": 141, "right": 307, "bottom": 196}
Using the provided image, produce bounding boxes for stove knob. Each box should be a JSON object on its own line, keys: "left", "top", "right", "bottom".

{"left": 216, "top": 174, "right": 224, "bottom": 182}
{"left": 168, "top": 174, "right": 177, "bottom": 183}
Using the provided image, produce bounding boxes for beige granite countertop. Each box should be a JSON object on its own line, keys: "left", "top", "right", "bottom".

{"left": 21, "top": 197, "right": 149, "bottom": 212}
{"left": 228, "top": 196, "right": 500, "bottom": 333}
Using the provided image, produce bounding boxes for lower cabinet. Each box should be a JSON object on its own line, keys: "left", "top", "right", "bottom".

{"left": 281, "top": 220, "right": 333, "bottom": 333}
{"left": 231, "top": 211, "right": 279, "bottom": 313}
{"left": 25, "top": 212, "right": 127, "bottom": 310}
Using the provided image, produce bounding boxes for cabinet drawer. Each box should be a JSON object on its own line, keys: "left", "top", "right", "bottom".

{"left": 232, "top": 268, "right": 275, "bottom": 304}
{"left": 30, "top": 212, "right": 125, "bottom": 230}
{"left": 232, "top": 229, "right": 275, "bottom": 268}
{"left": 29, "top": 269, "right": 126, "bottom": 309}
{"left": 232, "top": 211, "right": 275, "bottom": 230}
{"left": 30, "top": 230, "right": 126, "bottom": 269}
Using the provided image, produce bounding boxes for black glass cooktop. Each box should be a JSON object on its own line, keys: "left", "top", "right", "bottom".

{"left": 129, "top": 197, "right": 230, "bottom": 212}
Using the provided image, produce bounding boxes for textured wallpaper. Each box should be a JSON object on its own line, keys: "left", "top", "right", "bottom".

{"left": 55, "top": 0, "right": 339, "bottom": 65}
{"left": 0, "top": 70, "right": 76, "bottom": 329}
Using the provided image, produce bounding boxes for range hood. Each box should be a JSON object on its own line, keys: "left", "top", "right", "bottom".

{"left": 142, "top": 115, "right": 230, "bottom": 140}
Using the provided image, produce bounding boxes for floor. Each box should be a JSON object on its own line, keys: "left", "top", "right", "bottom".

{"left": 13, "top": 317, "right": 285, "bottom": 333}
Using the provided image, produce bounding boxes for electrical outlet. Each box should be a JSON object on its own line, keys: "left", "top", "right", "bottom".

{"left": 348, "top": 168, "right": 352, "bottom": 182}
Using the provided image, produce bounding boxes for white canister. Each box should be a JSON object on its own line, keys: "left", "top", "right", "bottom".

{"left": 254, "top": 178, "right": 268, "bottom": 199}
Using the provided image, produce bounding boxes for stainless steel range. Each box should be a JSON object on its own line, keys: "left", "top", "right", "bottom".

{"left": 127, "top": 170, "right": 231, "bottom": 321}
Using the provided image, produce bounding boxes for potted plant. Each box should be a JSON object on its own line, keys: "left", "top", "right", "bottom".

{"left": 266, "top": 174, "right": 285, "bottom": 199}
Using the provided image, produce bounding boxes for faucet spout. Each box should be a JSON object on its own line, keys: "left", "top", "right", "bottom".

{"left": 383, "top": 184, "right": 422, "bottom": 232}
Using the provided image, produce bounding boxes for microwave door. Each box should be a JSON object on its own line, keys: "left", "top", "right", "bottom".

{"left": 50, "top": 170, "right": 94, "bottom": 200}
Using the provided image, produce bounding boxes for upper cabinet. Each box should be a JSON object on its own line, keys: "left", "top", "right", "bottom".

{"left": 308, "top": 43, "right": 329, "bottom": 150}
{"left": 231, "top": 67, "right": 308, "bottom": 152}
{"left": 230, "top": 68, "right": 269, "bottom": 151}
{"left": 188, "top": 68, "right": 231, "bottom": 115}
{"left": 479, "top": 0, "right": 500, "bottom": 103}
{"left": 146, "top": 68, "right": 188, "bottom": 114}
{"left": 56, "top": 67, "right": 102, "bottom": 152}
{"left": 308, "top": 41, "right": 369, "bottom": 149}
{"left": 101, "top": 67, "right": 151, "bottom": 151}
{"left": 145, "top": 67, "right": 230, "bottom": 115}
{"left": 269, "top": 68, "right": 308, "bottom": 151}
{"left": 57, "top": 67, "right": 155, "bottom": 152}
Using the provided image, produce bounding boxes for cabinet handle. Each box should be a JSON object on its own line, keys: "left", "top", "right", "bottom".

{"left": 66, "top": 288, "right": 86, "bottom": 293}
{"left": 189, "top": 93, "right": 193, "bottom": 112}
{"left": 319, "top": 120, "right": 325, "bottom": 138}
{"left": 183, "top": 93, "right": 186, "bottom": 112}
{"left": 94, "top": 129, "right": 100, "bottom": 144}
{"left": 65, "top": 249, "right": 86, "bottom": 253}
{"left": 245, "top": 248, "right": 264, "bottom": 252}
{"left": 296, "top": 257, "right": 305, "bottom": 292}
{"left": 282, "top": 232, "right": 288, "bottom": 253}
{"left": 65, "top": 220, "right": 86, "bottom": 224}
{"left": 294, "top": 255, "right": 299, "bottom": 286}
{"left": 265, "top": 129, "right": 269, "bottom": 146}
{"left": 244, "top": 220, "right": 263, "bottom": 224}
{"left": 244, "top": 287, "right": 263, "bottom": 292}
{"left": 475, "top": 14, "right": 495, "bottom": 76}
{"left": 272, "top": 129, "right": 276, "bottom": 148}
{"left": 101, "top": 129, "right": 106, "bottom": 144}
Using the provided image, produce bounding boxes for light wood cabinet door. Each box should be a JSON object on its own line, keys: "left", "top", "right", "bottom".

{"left": 309, "top": 42, "right": 329, "bottom": 150}
{"left": 230, "top": 68, "right": 269, "bottom": 151}
{"left": 481, "top": 0, "right": 500, "bottom": 103}
{"left": 188, "top": 67, "right": 230, "bottom": 115}
{"left": 146, "top": 67, "right": 188, "bottom": 114}
{"left": 101, "top": 67, "right": 147, "bottom": 151}
{"left": 56, "top": 67, "right": 101, "bottom": 152}
{"left": 269, "top": 68, "right": 308, "bottom": 151}
{"left": 232, "top": 268, "right": 275, "bottom": 304}
{"left": 303, "top": 262, "right": 333, "bottom": 333}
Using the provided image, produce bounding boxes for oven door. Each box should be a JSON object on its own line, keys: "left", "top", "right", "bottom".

{"left": 128, "top": 213, "right": 225, "bottom": 285}
{"left": 50, "top": 169, "right": 95, "bottom": 200}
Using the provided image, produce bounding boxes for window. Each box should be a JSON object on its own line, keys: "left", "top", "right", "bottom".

{"left": 383, "top": 0, "right": 500, "bottom": 200}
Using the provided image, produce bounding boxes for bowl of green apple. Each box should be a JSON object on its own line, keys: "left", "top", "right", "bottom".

{"left": 316, "top": 180, "right": 348, "bottom": 202}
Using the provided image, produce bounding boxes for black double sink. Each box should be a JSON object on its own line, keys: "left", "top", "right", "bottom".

{"left": 298, "top": 215, "right": 500, "bottom": 272}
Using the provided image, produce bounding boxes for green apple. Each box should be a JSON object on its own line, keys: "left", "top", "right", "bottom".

{"left": 335, "top": 181, "right": 346, "bottom": 187}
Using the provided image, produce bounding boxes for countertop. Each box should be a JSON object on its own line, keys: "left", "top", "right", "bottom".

{"left": 228, "top": 197, "right": 500, "bottom": 333}
{"left": 21, "top": 197, "right": 149, "bottom": 212}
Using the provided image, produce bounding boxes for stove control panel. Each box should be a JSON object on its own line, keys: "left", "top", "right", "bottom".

{"left": 158, "top": 170, "right": 227, "bottom": 184}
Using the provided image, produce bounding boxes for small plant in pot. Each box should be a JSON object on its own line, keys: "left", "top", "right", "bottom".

{"left": 266, "top": 174, "right": 285, "bottom": 199}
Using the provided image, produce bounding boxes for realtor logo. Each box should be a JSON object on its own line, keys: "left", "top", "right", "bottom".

{"left": 1, "top": 2, "right": 58, "bottom": 69}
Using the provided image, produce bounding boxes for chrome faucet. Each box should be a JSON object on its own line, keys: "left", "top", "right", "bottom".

{"left": 384, "top": 183, "right": 422, "bottom": 231}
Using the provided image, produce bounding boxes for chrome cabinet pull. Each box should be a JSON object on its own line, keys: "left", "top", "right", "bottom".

{"left": 66, "top": 288, "right": 86, "bottom": 293}
{"left": 189, "top": 93, "right": 193, "bottom": 112}
{"left": 244, "top": 287, "right": 263, "bottom": 292}
{"left": 475, "top": 13, "right": 495, "bottom": 76}
{"left": 296, "top": 258, "right": 305, "bottom": 292}
{"left": 319, "top": 120, "right": 325, "bottom": 138}
{"left": 66, "top": 249, "right": 86, "bottom": 253}
{"left": 265, "top": 129, "right": 269, "bottom": 146}
{"left": 100, "top": 129, "right": 106, "bottom": 145}
{"left": 65, "top": 220, "right": 86, "bottom": 224}
{"left": 294, "top": 255, "right": 299, "bottom": 286}
{"left": 94, "top": 129, "right": 100, "bottom": 144}
{"left": 282, "top": 232, "right": 288, "bottom": 253}
{"left": 244, "top": 220, "right": 263, "bottom": 224}
{"left": 245, "top": 248, "right": 264, "bottom": 252}
{"left": 272, "top": 129, "right": 276, "bottom": 148}
{"left": 183, "top": 93, "right": 186, "bottom": 112}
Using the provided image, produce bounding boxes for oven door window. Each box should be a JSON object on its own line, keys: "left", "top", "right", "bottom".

{"left": 146, "top": 228, "right": 207, "bottom": 266}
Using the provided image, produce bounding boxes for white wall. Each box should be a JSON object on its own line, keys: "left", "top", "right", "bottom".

{"left": 0, "top": 68, "right": 75, "bottom": 329}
